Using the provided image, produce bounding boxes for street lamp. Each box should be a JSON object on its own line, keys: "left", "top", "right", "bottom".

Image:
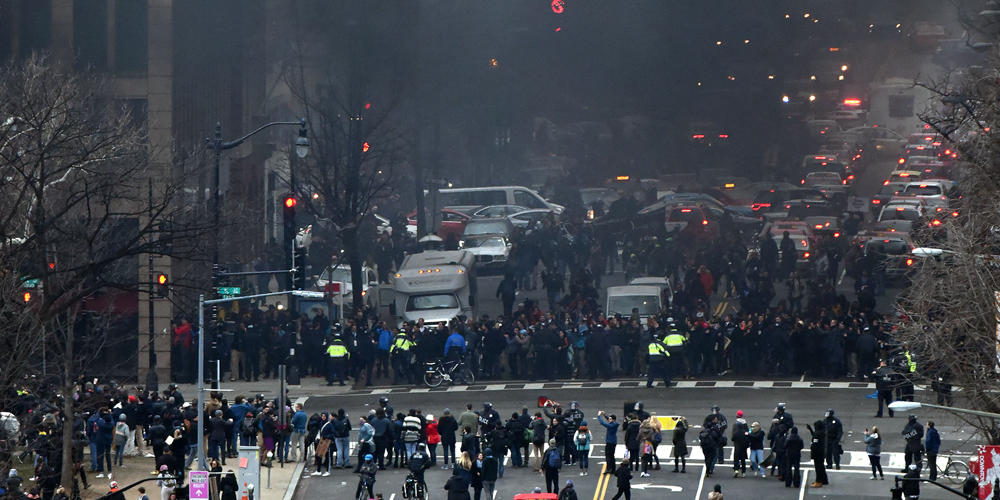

{"left": 889, "top": 401, "right": 1000, "bottom": 419}
{"left": 206, "top": 118, "right": 308, "bottom": 266}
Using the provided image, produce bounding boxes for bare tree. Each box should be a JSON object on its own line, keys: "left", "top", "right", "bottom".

{"left": 0, "top": 56, "right": 206, "bottom": 486}
{"left": 895, "top": 49, "right": 1000, "bottom": 443}
{"left": 283, "top": 7, "right": 413, "bottom": 311}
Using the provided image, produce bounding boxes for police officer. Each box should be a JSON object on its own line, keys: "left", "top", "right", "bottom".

{"left": 563, "top": 402, "right": 584, "bottom": 465}
{"left": 823, "top": 409, "right": 843, "bottom": 470}
{"left": 408, "top": 442, "right": 430, "bottom": 493}
{"left": 390, "top": 330, "right": 415, "bottom": 385}
{"left": 873, "top": 360, "right": 895, "bottom": 418}
{"left": 663, "top": 323, "right": 686, "bottom": 381}
{"left": 902, "top": 415, "right": 924, "bottom": 470}
{"left": 325, "top": 334, "right": 350, "bottom": 386}
{"left": 646, "top": 334, "right": 670, "bottom": 388}
{"left": 704, "top": 405, "right": 728, "bottom": 465}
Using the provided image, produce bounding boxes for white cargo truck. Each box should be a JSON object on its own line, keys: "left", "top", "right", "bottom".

{"left": 390, "top": 250, "right": 477, "bottom": 327}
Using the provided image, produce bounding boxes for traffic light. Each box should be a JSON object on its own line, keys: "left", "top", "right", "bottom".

{"left": 22, "top": 291, "right": 31, "bottom": 303}
{"left": 282, "top": 194, "right": 297, "bottom": 243}
{"left": 156, "top": 273, "right": 169, "bottom": 298}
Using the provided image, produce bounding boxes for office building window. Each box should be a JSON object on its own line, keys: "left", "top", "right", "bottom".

{"left": 73, "top": 0, "right": 108, "bottom": 70}
{"left": 114, "top": 0, "right": 147, "bottom": 73}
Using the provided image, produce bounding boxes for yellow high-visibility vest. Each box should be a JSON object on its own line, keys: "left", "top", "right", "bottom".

{"left": 327, "top": 343, "right": 349, "bottom": 358}
{"left": 648, "top": 342, "right": 669, "bottom": 357}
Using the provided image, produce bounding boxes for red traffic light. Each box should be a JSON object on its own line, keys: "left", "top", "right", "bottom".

{"left": 284, "top": 197, "right": 297, "bottom": 208}
{"left": 23, "top": 291, "right": 31, "bottom": 303}
{"left": 157, "top": 273, "right": 168, "bottom": 285}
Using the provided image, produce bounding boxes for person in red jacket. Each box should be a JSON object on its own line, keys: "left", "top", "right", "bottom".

{"left": 425, "top": 414, "right": 441, "bottom": 465}
{"left": 171, "top": 318, "right": 193, "bottom": 382}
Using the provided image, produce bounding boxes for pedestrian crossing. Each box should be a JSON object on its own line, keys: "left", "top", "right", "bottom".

{"left": 590, "top": 444, "right": 938, "bottom": 471}
{"left": 345, "top": 379, "right": 909, "bottom": 395}
{"left": 303, "top": 441, "right": 958, "bottom": 473}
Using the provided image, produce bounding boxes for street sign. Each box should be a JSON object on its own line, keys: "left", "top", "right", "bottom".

{"left": 21, "top": 278, "right": 40, "bottom": 288}
{"left": 324, "top": 282, "right": 342, "bottom": 294}
{"left": 188, "top": 470, "right": 209, "bottom": 500}
{"left": 977, "top": 445, "right": 1000, "bottom": 500}
{"left": 217, "top": 287, "right": 241, "bottom": 296}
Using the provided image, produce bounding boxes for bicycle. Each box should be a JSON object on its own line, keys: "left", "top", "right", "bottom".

{"left": 356, "top": 475, "right": 374, "bottom": 500}
{"left": 937, "top": 451, "right": 971, "bottom": 485}
{"left": 423, "top": 359, "right": 475, "bottom": 388}
{"left": 402, "top": 472, "right": 428, "bottom": 499}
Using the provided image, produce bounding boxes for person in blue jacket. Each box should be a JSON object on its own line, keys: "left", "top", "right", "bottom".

{"left": 290, "top": 404, "right": 308, "bottom": 462}
{"left": 597, "top": 410, "right": 619, "bottom": 475}
{"left": 444, "top": 331, "right": 467, "bottom": 362}
{"left": 229, "top": 396, "right": 255, "bottom": 448}
{"left": 925, "top": 421, "right": 941, "bottom": 481}
{"left": 376, "top": 323, "right": 393, "bottom": 379}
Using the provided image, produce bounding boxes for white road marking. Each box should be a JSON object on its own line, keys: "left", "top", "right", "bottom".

{"left": 694, "top": 464, "right": 707, "bottom": 500}
{"left": 798, "top": 468, "right": 809, "bottom": 500}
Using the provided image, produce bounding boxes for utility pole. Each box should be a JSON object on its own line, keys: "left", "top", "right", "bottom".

{"left": 147, "top": 178, "right": 157, "bottom": 388}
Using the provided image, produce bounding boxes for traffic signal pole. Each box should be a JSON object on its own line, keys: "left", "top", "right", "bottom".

{"left": 196, "top": 289, "right": 302, "bottom": 471}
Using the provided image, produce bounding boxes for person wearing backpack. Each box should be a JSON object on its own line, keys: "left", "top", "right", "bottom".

{"left": 504, "top": 413, "right": 525, "bottom": 468}
{"left": 542, "top": 439, "right": 562, "bottom": 493}
{"left": 572, "top": 425, "right": 592, "bottom": 476}
{"left": 530, "top": 413, "right": 547, "bottom": 471}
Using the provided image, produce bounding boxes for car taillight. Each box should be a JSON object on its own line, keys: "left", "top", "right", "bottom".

{"left": 951, "top": 211, "right": 959, "bottom": 217}
{"left": 702, "top": 219, "right": 709, "bottom": 225}
{"left": 833, "top": 232, "right": 841, "bottom": 238}
{"left": 842, "top": 179, "right": 847, "bottom": 185}
{"left": 803, "top": 252, "right": 811, "bottom": 259}
{"left": 814, "top": 224, "right": 823, "bottom": 229}
{"left": 872, "top": 199, "right": 881, "bottom": 204}
{"left": 800, "top": 240, "right": 808, "bottom": 247}
{"left": 930, "top": 219, "right": 942, "bottom": 227}
{"left": 847, "top": 174, "right": 854, "bottom": 180}
{"left": 800, "top": 179, "right": 806, "bottom": 184}
{"left": 898, "top": 158, "right": 906, "bottom": 164}
{"left": 883, "top": 180, "right": 890, "bottom": 185}
{"left": 784, "top": 204, "right": 791, "bottom": 209}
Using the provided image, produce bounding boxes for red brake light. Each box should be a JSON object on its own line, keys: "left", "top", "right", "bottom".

{"left": 800, "top": 240, "right": 807, "bottom": 247}
{"left": 931, "top": 219, "right": 942, "bottom": 226}
{"left": 883, "top": 180, "right": 890, "bottom": 185}
{"left": 872, "top": 199, "right": 881, "bottom": 204}
{"left": 814, "top": 224, "right": 823, "bottom": 229}
{"left": 718, "top": 134, "right": 729, "bottom": 138}
{"left": 847, "top": 174, "right": 854, "bottom": 180}
{"left": 843, "top": 98, "right": 862, "bottom": 107}
{"left": 702, "top": 219, "right": 709, "bottom": 225}
{"left": 951, "top": 211, "right": 959, "bottom": 217}
{"left": 803, "top": 252, "right": 811, "bottom": 259}
{"left": 833, "top": 232, "right": 841, "bottom": 238}
{"left": 944, "top": 149, "right": 951, "bottom": 155}
{"left": 896, "top": 207, "right": 905, "bottom": 211}
{"left": 692, "top": 134, "right": 705, "bottom": 139}
{"left": 898, "top": 158, "right": 906, "bottom": 164}
{"left": 680, "top": 208, "right": 692, "bottom": 213}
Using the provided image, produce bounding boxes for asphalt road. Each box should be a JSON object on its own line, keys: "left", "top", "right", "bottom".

{"left": 293, "top": 386, "right": 977, "bottom": 500}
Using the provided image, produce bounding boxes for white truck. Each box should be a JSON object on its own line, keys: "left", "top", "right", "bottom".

{"left": 390, "top": 250, "right": 477, "bottom": 327}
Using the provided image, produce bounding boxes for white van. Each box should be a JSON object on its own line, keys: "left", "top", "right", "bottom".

{"left": 606, "top": 285, "right": 662, "bottom": 325}
{"left": 435, "top": 186, "right": 564, "bottom": 214}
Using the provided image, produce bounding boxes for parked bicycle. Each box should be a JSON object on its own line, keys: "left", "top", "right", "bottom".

{"left": 937, "top": 451, "right": 971, "bottom": 485}
{"left": 423, "top": 359, "right": 475, "bottom": 387}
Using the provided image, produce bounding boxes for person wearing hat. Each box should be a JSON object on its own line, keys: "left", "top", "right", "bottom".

{"left": 558, "top": 479, "right": 578, "bottom": 500}
{"left": 903, "top": 463, "right": 920, "bottom": 498}
{"left": 731, "top": 410, "right": 749, "bottom": 477}
{"left": 902, "top": 415, "right": 924, "bottom": 471}
{"left": 113, "top": 414, "right": 130, "bottom": 467}
{"left": 356, "top": 453, "right": 377, "bottom": 499}
{"left": 542, "top": 438, "right": 562, "bottom": 493}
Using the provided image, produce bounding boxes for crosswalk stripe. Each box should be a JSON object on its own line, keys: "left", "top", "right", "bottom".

{"left": 587, "top": 444, "right": 924, "bottom": 469}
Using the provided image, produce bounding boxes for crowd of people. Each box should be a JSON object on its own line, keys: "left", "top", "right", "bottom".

{"left": 163, "top": 195, "right": 933, "bottom": 394}
{"left": 0, "top": 375, "right": 955, "bottom": 500}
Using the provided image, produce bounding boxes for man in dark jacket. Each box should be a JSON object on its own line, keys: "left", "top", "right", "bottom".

{"left": 926, "top": 421, "right": 941, "bottom": 481}
{"left": 505, "top": 413, "right": 525, "bottom": 468}
{"left": 703, "top": 406, "right": 728, "bottom": 465}
{"left": 902, "top": 415, "right": 924, "bottom": 470}
{"left": 208, "top": 410, "right": 228, "bottom": 465}
{"left": 542, "top": 439, "right": 562, "bottom": 493}
{"left": 437, "top": 409, "right": 458, "bottom": 469}
{"left": 610, "top": 459, "right": 632, "bottom": 500}
{"left": 783, "top": 427, "right": 804, "bottom": 488}
{"left": 597, "top": 411, "right": 618, "bottom": 475}
{"left": 823, "top": 409, "right": 843, "bottom": 470}
{"left": 808, "top": 420, "right": 828, "bottom": 488}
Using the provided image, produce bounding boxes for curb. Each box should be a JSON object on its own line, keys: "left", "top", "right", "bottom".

{"left": 280, "top": 461, "right": 305, "bottom": 500}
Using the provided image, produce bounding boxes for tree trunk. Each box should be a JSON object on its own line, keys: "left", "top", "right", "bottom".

{"left": 344, "top": 228, "right": 364, "bottom": 313}
{"left": 59, "top": 317, "right": 75, "bottom": 489}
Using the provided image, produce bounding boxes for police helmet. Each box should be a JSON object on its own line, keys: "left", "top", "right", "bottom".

{"left": 379, "top": 397, "right": 389, "bottom": 406}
